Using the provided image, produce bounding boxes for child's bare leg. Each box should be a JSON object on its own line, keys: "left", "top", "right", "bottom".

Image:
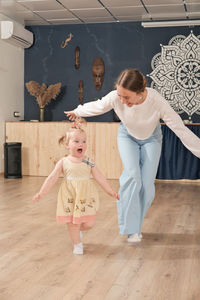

{"left": 67, "top": 223, "right": 81, "bottom": 244}
{"left": 80, "top": 220, "right": 96, "bottom": 231}
{"left": 67, "top": 223, "right": 83, "bottom": 255}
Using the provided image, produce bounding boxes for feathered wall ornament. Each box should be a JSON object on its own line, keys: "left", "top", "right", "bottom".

{"left": 25, "top": 81, "right": 61, "bottom": 109}
{"left": 25, "top": 81, "right": 62, "bottom": 121}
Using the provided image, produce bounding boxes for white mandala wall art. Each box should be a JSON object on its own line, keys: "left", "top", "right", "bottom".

{"left": 147, "top": 31, "right": 200, "bottom": 122}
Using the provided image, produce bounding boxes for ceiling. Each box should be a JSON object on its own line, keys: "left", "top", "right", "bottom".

{"left": 0, "top": 0, "right": 199, "bottom": 26}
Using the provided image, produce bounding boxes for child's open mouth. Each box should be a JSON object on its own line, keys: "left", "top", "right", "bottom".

{"left": 77, "top": 148, "right": 83, "bottom": 153}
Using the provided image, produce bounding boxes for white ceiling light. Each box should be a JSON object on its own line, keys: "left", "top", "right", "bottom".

{"left": 141, "top": 20, "right": 200, "bottom": 28}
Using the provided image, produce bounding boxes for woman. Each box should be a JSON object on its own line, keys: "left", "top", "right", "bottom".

{"left": 64, "top": 69, "right": 200, "bottom": 243}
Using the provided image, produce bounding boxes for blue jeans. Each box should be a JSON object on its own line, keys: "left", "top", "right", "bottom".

{"left": 117, "top": 123, "right": 162, "bottom": 235}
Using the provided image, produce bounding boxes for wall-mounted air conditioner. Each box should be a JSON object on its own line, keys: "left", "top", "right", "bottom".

{"left": 0, "top": 21, "right": 34, "bottom": 48}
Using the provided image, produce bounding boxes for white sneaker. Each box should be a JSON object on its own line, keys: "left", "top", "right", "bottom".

{"left": 127, "top": 233, "right": 141, "bottom": 243}
{"left": 129, "top": 233, "right": 143, "bottom": 239}
{"left": 73, "top": 242, "right": 83, "bottom": 255}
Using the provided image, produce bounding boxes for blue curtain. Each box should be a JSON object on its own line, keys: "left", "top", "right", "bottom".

{"left": 156, "top": 125, "right": 200, "bottom": 180}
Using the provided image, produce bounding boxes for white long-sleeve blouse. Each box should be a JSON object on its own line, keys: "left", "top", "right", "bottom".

{"left": 74, "top": 87, "right": 200, "bottom": 158}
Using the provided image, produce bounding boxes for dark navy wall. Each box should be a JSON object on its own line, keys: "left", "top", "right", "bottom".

{"left": 24, "top": 22, "right": 200, "bottom": 122}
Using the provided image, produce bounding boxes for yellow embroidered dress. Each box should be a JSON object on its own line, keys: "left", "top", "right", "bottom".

{"left": 57, "top": 157, "right": 99, "bottom": 224}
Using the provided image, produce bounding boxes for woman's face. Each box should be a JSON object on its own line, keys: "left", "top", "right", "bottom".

{"left": 117, "top": 85, "right": 144, "bottom": 107}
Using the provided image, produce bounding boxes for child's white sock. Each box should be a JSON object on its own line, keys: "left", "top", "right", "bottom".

{"left": 73, "top": 242, "right": 83, "bottom": 255}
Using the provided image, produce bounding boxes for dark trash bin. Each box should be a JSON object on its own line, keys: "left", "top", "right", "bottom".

{"left": 4, "top": 142, "right": 22, "bottom": 178}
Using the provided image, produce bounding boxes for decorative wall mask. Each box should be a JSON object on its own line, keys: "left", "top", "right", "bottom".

{"left": 78, "top": 80, "right": 84, "bottom": 104}
{"left": 92, "top": 57, "right": 105, "bottom": 90}
{"left": 148, "top": 31, "right": 200, "bottom": 122}
{"left": 61, "top": 33, "right": 73, "bottom": 48}
{"left": 75, "top": 46, "right": 80, "bottom": 69}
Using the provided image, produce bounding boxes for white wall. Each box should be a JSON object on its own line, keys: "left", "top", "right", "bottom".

{"left": 0, "top": 15, "right": 24, "bottom": 173}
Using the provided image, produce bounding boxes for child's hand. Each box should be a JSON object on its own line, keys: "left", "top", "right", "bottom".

{"left": 112, "top": 191, "right": 120, "bottom": 200}
{"left": 32, "top": 193, "right": 41, "bottom": 202}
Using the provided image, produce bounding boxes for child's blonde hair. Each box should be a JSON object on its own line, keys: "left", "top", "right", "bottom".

{"left": 58, "top": 117, "right": 86, "bottom": 146}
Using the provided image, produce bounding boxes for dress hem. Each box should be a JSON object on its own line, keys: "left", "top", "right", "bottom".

{"left": 56, "top": 214, "right": 97, "bottom": 224}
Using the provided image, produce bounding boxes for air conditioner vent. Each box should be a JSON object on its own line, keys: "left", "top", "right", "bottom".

{"left": 0, "top": 21, "right": 34, "bottom": 48}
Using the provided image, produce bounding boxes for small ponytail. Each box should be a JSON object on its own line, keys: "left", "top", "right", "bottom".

{"left": 71, "top": 117, "right": 86, "bottom": 129}
{"left": 58, "top": 117, "right": 87, "bottom": 146}
{"left": 58, "top": 135, "right": 66, "bottom": 145}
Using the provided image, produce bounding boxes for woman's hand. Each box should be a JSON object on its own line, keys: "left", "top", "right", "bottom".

{"left": 64, "top": 110, "right": 77, "bottom": 121}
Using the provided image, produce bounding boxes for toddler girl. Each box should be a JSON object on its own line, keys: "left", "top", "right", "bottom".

{"left": 32, "top": 118, "right": 119, "bottom": 254}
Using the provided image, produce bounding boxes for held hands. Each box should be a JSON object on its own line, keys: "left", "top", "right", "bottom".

{"left": 64, "top": 110, "right": 77, "bottom": 121}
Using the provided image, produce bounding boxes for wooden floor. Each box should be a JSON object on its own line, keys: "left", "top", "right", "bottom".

{"left": 0, "top": 175, "right": 200, "bottom": 300}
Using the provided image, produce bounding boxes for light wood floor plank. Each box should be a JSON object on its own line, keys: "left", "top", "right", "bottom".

{"left": 0, "top": 175, "right": 200, "bottom": 300}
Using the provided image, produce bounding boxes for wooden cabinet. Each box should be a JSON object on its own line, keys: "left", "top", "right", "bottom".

{"left": 5, "top": 122, "right": 122, "bottom": 179}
